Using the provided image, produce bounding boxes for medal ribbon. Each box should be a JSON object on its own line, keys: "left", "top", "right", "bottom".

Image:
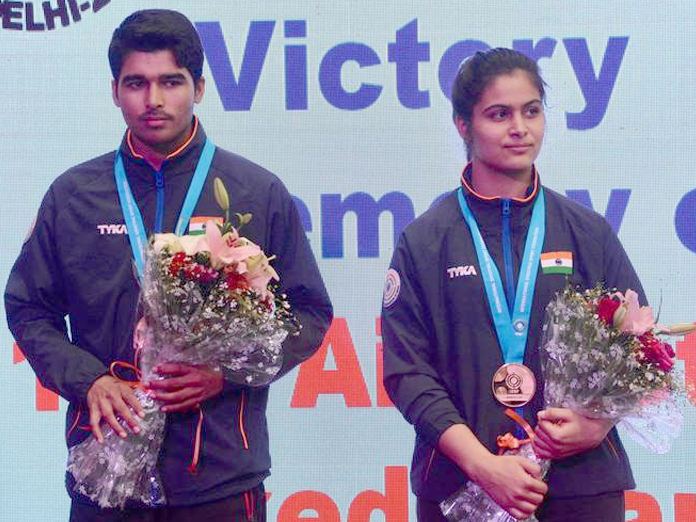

{"left": 114, "top": 138, "right": 216, "bottom": 281}
{"left": 457, "top": 187, "right": 545, "bottom": 364}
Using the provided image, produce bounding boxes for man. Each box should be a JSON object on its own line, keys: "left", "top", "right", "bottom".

{"left": 5, "top": 9, "right": 332, "bottom": 522}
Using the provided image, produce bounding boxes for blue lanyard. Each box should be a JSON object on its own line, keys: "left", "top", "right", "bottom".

{"left": 114, "top": 138, "right": 216, "bottom": 280}
{"left": 457, "top": 187, "right": 545, "bottom": 364}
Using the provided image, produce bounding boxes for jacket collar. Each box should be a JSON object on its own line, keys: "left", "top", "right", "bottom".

{"left": 117, "top": 117, "right": 209, "bottom": 188}
{"left": 460, "top": 163, "right": 539, "bottom": 204}
{"left": 119, "top": 116, "right": 206, "bottom": 167}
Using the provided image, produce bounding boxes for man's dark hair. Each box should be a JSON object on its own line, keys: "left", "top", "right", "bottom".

{"left": 108, "top": 9, "right": 204, "bottom": 82}
{"left": 451, "top": 47, "right": 546, "bottom": 123}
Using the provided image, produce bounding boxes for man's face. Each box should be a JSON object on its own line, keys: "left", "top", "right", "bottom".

{"left": 112, "top": 49, "right": 204, "bottom": 156}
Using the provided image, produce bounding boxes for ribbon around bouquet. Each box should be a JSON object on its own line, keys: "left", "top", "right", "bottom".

{"left": 497, "top": 408, "right": 536, "bottom": 454}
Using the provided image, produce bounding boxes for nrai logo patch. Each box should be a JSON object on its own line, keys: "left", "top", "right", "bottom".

{"left": 382, "top": 268, "right": 401, "bottom": 309}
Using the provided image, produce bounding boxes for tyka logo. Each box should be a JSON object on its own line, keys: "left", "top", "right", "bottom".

{"left": 0, "top": 0, "right": 110, "bottom": 31}
{"left": 97, "top": 224, "right": 127, "bottom": 235}
{"left": 447, "top": 265, "right": 477, "bottom": 278}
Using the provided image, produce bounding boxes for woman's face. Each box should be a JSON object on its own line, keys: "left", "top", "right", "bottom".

{"left": 456, "top": 69, "right": 544, "bottom": 179}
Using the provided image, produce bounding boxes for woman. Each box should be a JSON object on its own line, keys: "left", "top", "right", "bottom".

{"left": 381, "top": 48, "right": 642, "bottom": 521}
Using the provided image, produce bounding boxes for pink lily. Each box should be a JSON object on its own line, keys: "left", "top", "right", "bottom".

{"left": 203, "top": 220, "right": 261, "bottom": 270}
{"left": 613, "top": 289, "right": 655, "bottom": 336}
{"left": 244, "top": 253, "right": 280, "bottom": 300}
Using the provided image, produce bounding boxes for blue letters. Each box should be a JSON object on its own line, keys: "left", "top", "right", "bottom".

{"left": 319, "top": 43, "right": 383, "bottom": 110}
{"left": 300, "top": 187, "right": 696, "bottom": 258}
{"left": 196, "top": 21, "right": 275, "bottom": 111}
{"left": 302, "top": 188, "right": 642, "bottom": 258}
{"left": 321, "top": 192, "right": 414, "bottom": 258}
{"left": 196, "top": 18, "right": 629, "bottom": 127}
{"left": 675, "top": 189, "right": 696, "bottom": 254}
{"left": 513, "top": 38, "right": 557, "bottom": 62}
{"left": 388, "top": 19, "right": 430, "bottom": 109}
{"left": 438, "top": 38, "right": 559, "bottom": 102}
{"left": 564, "top": 37, "right": 629, "bottom": 130}
{"left": 284, "top": 20, "right": 308, "bottom": 110}
{"left": 438, "top": 40, "right": 489, "bottom": 101}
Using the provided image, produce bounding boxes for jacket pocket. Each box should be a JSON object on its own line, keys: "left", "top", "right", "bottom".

{"left": 422, "top": 447, "right": 437, "bottom": 483}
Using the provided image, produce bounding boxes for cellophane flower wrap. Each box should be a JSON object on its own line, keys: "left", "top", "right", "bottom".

{"left": 441, "top": 282, "right": 689, "bottom": 522}
{"left": 539, "top": 283, "right": 686, "bottom": 452}
{"left": 67, "top": 180, "right": 300, "bottom": 509}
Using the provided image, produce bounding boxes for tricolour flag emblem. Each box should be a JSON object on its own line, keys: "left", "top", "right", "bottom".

{"left": 540, "top": 251, "right": 573, "bottom": 275}
{"left": 188, "top": 216, "right": 223, "bottom": 235}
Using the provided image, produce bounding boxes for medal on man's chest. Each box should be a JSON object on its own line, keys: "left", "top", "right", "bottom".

{"left": 492, "top": 363, "right": 536, "bottom": 407}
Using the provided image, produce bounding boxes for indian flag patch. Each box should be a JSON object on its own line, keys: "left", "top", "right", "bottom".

{"left": 540, "top": 251, "right": 573, "bottom": 275}
{"left": 188, "top": 216, "right": 223, "bottom": 235}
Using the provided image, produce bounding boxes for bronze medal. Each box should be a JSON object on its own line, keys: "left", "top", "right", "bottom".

{"left": 492, "top": 363, "right": 536, "bottom": 407}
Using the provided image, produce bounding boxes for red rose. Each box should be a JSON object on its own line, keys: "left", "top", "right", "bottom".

{"left": 638, "top": 333, "right": 675, "bottom": 372}
{"left": 597, "top": 297, "right": 621, "bottom": 326}
{"left": 167, "top": 252, "right": 188, "bottom": 277}
{"left": 664, "top": 341, "right": 675, "bottom": 358}
{"left": 225, "top": 272, "right": 250, "bottom": 291}
{"left": 182, "top": 262, "right": 219, "bottom": 284}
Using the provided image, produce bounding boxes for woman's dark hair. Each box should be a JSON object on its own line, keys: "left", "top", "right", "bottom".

{"left": 108, "top": 9, "right": 204, "bottom": 83}
{"left": 451, "top": 48, "right": 546, "bottom": 123}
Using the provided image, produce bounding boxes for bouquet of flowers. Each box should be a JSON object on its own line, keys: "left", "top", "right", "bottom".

{"left": 441, "top": 282, "right": 691, "bottom": 522}
{"left": 539, "top": 284, "right": 688, "bottom": 452}
{"left": 66, "top": 178, "right": 299, "bottom": 508}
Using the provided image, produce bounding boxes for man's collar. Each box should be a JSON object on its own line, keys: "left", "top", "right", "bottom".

{"left": 124, "top": 116, "right": 200, "bottom": 162}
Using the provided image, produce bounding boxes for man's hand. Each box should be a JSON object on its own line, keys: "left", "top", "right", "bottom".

{"left": 86, "top": 375, "right": 144, "bottom": 443}
{"left": 533, "top": 407, "right": 614, "bottom": 460}
{"left": 144, "top": 364, "right": 224, "bottom": 413}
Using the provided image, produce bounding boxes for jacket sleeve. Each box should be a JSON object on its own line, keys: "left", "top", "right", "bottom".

{"left": 600, "top": 220, "right": 647, "bottom": 304}
{"left": 4, "top": 184, "right": 108, "bottom": 402}
{"left": 265, "top": 181, "right": 333, "bottom": 378}
{"left": 381, "top": 233, "right": 465, "bottom": 447}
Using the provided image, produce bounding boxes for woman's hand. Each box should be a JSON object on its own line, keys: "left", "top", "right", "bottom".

{"left": 471, "top": 452, "right": 548, "bottom": 520}
{"left": 438, "top": 423, "right": 547, "bottom": 520}
{"left": 533, "top": 407, "right": 614, "bottom": 460}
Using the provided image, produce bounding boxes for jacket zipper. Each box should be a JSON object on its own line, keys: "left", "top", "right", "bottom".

{"left": 239, "top": 389, "right": 250, "bottom": 450}
{"left": 503, "top": 199, "right": 528, "bottom": 438}
{"left": 501, "top": 199, "right": 515, "bottom": 314}
{"left": 154, "top": 169, "right": 165, "bottom": 233}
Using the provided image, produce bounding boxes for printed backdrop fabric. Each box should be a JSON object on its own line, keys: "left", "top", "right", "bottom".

{"left": 1, "top": 1, "right": 695, "bottom": 520}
